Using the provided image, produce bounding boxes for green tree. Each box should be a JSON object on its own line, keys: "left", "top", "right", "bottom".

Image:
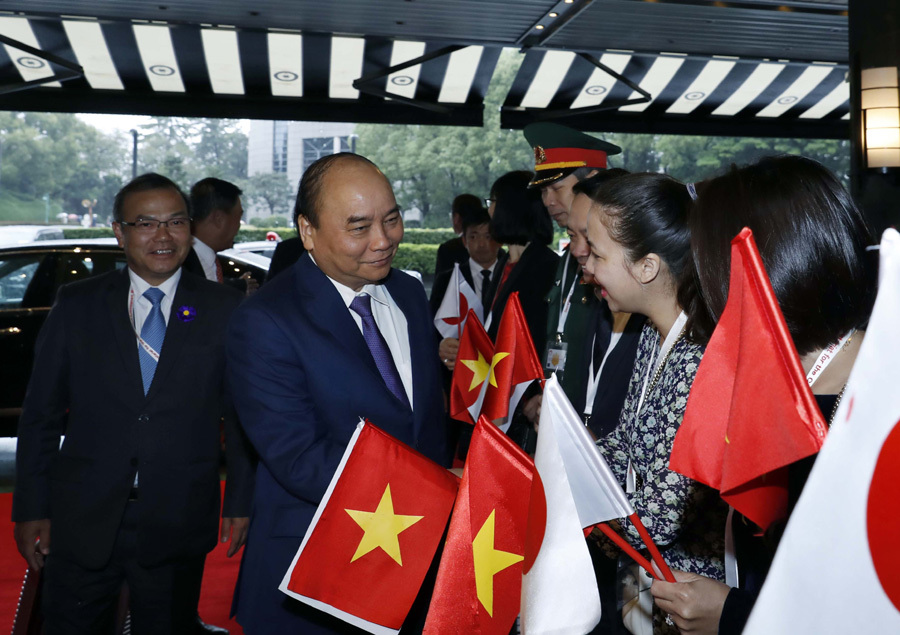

{"left": 245, "top": 171, "right": 294, "bottom": 217}
{"left": 358, "top": 49, "right": 532, "bottom": 227}
{"left": 0, "top": 112, "right": 127, "bottom": 219}
{"left": 655, "top": 135, "right": 850, "bottom": 183}
{"left": 136, "top": 116, "right": 248, "bottom": 187}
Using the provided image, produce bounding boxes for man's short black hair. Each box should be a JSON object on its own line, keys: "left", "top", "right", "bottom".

{"left": 461, "top": 207, "right": 491, "bottom": 234}
{"left": 189, "top": 178, "right": 242, "bottom": 222}
{"left": 452, "top": 194, "right": 483, "bottom": 221}
{"left": 294, "top": 153, "right": 378, "bottom": 228}
{"left": 113, "top": 173, "right": 189, "bottom": 222}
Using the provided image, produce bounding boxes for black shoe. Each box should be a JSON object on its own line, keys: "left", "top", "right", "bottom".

{"left": 195, "top": 615, "right": 229, "bottom": 635}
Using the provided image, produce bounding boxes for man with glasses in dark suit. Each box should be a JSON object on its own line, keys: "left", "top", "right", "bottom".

{"left": 13, "top": 173, "right": 253, "bottom": 635}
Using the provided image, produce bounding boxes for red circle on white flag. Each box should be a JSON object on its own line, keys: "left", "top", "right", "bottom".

{"left": 867, "top": 417, "right": 900, "bottom": 612}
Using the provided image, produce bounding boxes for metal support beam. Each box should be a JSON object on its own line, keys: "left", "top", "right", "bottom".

{"left": 502, "top": 51, "right": 651, "bottom": 124}
{"left": 0, "top": 33, "right": 83, "bottom": 96}
{"left": 352, "top": 44, "right": 466, "bottom": 114}
{"left": 517, "top": 0, "right": 595, "bottom": 49}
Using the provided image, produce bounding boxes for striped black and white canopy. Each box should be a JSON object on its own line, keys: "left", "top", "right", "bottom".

{"left": 0, "top": 15, "right": 500, "bottom": 126}
{"left": 501, "top": 49, "right": 850, "bottom": 139}
{"left": 0, "top": 1, "right": 851, "bottom": 138}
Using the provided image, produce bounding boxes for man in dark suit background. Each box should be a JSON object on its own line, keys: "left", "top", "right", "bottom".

{"left": 184, "top": 177, "right": 259, "bottom": 297}
{"left": 432, "top": 193, "right": 482, "bottom": 277}
{"left": 265, "top": 203, "right": 306, "bottom": 283}
{"left": 226, "top": 153, "right": 448, "bottom": 633}
{"left": 430, "top": 207, "right": 507, "bottom": 371}
{"left": 13, "top": 173, "right": 253, "bottom": 635}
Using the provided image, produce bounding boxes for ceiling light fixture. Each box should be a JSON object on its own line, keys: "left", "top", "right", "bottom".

{"left": 862, "top": 66, "right": 900, "bottom": 168}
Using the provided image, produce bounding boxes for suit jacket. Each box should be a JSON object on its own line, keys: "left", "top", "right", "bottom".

{"left": 433, "top": 236, "right": 467, "bottom": 278}
{"left": 544, "top": 248, "right": 601, "bottom": 402}
{"left": 13, "top": 268, "right": 254, "bottom": 569}
{"left": 571, "top": 309, "right": 645, "bottom": 439}
{"left": 429, "top": 250, "right": 509, "bottom": 320}
{"left": 486, "top": 242, "right": 559, "bottom": 356}
{"left": 183, "top": 244, "right": 249, "bottom": 293}
{"left": 227, "top": 253, "right": 449, "bottom": 633}
{"left": 266, "top": 236, "right": 306, "bottom": 283}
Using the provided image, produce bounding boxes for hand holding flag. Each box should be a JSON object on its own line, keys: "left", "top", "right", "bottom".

{"left": 434, "top": 263, "right": 482, "bottom": 339}
{"left": 450, "top": 310, "right": 495, "bottom": 424}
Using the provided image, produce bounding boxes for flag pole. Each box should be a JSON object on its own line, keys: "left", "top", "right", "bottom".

{"left": 628, "top": 513, "right": 675, "bottom": 582}
{"left": 585, "top": 523, "right": 659, "bottom": 581}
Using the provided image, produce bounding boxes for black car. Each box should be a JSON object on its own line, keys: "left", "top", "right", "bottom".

{"left": 0, "top": 239, "right": 268, "bottom": 437}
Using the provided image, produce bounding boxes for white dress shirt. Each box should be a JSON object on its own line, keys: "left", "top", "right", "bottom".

{"left": 468, "top": 256, "right": 498, "bottom": 301}
{"left": 127, "top": 267, "right": 181, "bottom": 336}
{"left": 191, "top": 237, "right": 219, "bottom": 282}
{"left": 310, "top": 255, "right": 414, "bottom": 408}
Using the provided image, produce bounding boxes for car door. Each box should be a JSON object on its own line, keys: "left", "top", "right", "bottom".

{"left": 0, "top": 247, "right": 127, "bottom": 437}
{"left": 0, "top": 250, "right": 55, "bottom": 436}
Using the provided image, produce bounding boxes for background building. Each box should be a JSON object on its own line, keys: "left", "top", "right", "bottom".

{"left": 246, "top": 120, "right": 356, "bottom": 219}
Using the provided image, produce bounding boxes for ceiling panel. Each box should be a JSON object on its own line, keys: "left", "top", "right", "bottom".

{"left": 0, "top": 0, "right": 853, "bottom": 137}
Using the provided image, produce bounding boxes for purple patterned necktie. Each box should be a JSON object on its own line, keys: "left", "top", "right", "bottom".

{"left": 349, "top": 294, "right": 410, "bottom": 407}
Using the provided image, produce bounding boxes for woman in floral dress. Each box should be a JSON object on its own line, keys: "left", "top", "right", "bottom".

{"left": 583, "top": 172, "right": 728, "bottom": 634}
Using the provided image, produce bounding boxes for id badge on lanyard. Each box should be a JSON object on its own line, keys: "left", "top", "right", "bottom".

{"left": 545, "top": 253, "right": 576, "bottom": 379}
{"left": 545, "top": 335, "right": 568, "bottom": 379}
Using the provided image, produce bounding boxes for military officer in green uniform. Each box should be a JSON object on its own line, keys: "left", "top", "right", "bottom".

{"left": 523, "top": 122, "right": 621, "bottom": 405}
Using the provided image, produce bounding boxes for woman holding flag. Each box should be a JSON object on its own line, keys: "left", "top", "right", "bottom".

{"left": 651, "top": 155, "right": 877, "bottom": 634}
{"left": 583, "top": 172, "right": 728, "bottom": 634}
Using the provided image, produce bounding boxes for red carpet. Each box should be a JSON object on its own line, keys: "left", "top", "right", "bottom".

{"left": 0, "top": 488, "right": 245, "bottom": 634}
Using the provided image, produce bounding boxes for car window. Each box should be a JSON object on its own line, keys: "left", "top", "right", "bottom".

{"left": 36, "top": 229, "right": 65, "bottom": 241}
{"left": 50, "top": 250, "right": 128, "bottom": 300}
{"left": 0, "top": 254, "right": 46, "bottom": 309}
{"left": 217, "top": 255, "right": 266, "bottom": 285}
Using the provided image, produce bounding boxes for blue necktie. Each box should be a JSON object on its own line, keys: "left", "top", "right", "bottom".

{"left": 349, "top": 294, "right": 409, "bottom": 407}
{"left": 139, "top": 287, "right": 166, "bottom": 395}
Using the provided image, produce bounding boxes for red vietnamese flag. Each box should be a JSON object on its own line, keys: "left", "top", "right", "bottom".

{"left": 450, "top": 310, "right": 495, "bottom": 425}
{"left": 669, "top": 227, "right": 827, "bottom": 531}
{"left": 480, "top": 292, "right": 544, "bottom": 426}
{"left": 424, "top": 416, "right": 546, "bottom": 635}
{"left": 280, "top": 421, "right": 460, "bottom": 634}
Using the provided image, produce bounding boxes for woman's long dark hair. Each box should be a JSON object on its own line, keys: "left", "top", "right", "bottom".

{"left": 489, "top": 170, "right": 553, "bottom": 246}
{"left": 681, "top": 155, "right": 877, "bottom": 355}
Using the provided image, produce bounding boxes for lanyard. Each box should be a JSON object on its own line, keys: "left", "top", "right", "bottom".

{"left": 627, "top": 311, "right": 687, "bottom": 494}
{"left": 129, "top": 288, "right": 162, "bottom": 363}
{"left": 584, "top": 331, "right": 623, "bottom": 417}
{"left": 556, "top": 251, "right": 578, "bottom": 335}
{"left": 806, "top": 330, "right": 854, "bottom": 387}
{"left": 635, "top": 311, "right": 687, "bottom": 417}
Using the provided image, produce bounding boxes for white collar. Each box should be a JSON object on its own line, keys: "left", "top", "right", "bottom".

{"left": 192, "top": 236, "right": 216, "bottom": 260}
{"left": 309, "top": 253, "right": 389, "bottom": 309}
{"left": 127, "top": 266, "right": 182, "bottom": 299}
{"left": 469, "top": 256, "right": 497, "bottom": 274}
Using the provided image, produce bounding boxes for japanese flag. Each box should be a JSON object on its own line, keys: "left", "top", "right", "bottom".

{"left": 434, "top": 263, "right": 482, "bottom": 339}
{"left": 744, "top": 228, "right": 900, "bottom": 633}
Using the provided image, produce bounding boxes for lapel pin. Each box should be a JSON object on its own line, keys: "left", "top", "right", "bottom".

{"left": 177, "top": 305, "right": 197, "bottom": 323}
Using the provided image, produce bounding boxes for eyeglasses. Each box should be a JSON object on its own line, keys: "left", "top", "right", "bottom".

{"left": 484, "top": 198, "right": 496, "bottom": 207}
{"left": 118, "top": 217, "right": 191, "bottom": 233}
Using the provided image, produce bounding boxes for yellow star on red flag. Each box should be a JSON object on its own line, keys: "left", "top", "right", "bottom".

{"left": 472, "top": 509, "right": 524, "bottom": 616}
{"left": 460, "top": 351, "right": 491, "bottom": 391}
{"left": 346, "top": 484, "right": 424, "bottom": 565}
{"left": 487, "top": 352, "right": 510, "bottom": 387}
